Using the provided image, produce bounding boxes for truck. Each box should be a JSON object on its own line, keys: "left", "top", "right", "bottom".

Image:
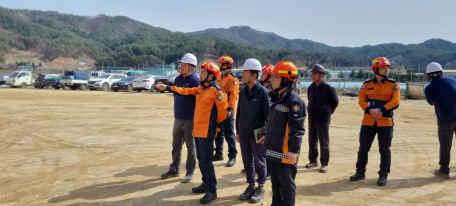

{"left": 87, "top": 73, "right": 127, "bottom": 91}
{"left": 34, "top": 74, "right": 60, "bottom": 89}
{"left": 5, "top": 71, "right": 34, "bottom": 89}
{"left": 44, "top": 76, "right": 63, "bottom": 89}
{"left": 60, "top": 70, "right": 90, "bottom": 90}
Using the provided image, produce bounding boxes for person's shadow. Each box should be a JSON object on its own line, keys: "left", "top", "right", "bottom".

{"left": 297, "top": 174, "right": 456, "bottom": 197}
{"left": 48, "top": 165, "right": 253, "bottom": 205}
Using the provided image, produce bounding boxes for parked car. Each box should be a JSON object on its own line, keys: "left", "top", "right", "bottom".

{"left": 153, "top": 74, "right": 180, "bottom": 93}
{"left": 5, "top": 71, "right": 34, "bottom": 89}
{"left": 34, "top": 74, "right": 60, "bottom": 89}
{"left": 44, "top": 76, "right": 63, "bottom": 89}
{"left": 90, "top": 71, "right": 106, "bottom": 79}
{"left": 0, "top": 75, "right": 8, "bottom": 85}
{"left": 60, "top": 70, "right": 90, "bottom": 90}
{"left": 133, "top": 75, "right": 161, "bottom": 92}
{"left": 111, "top": 76, "right": 137, "bottom": 92}
{"left": 87, "top": 74, "right": 127, "bottom": 91}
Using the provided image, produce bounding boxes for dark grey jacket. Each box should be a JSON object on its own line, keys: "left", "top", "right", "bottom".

{"left": 307, "top": 81, "right": 339, "bottom": 123}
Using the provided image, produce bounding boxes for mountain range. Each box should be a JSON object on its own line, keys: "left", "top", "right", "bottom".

{"left": 1, "top": 6, "right": 455, "bottom": 70}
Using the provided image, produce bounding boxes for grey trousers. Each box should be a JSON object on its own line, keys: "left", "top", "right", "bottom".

{"left": 168, "top": 119, "right": 196, "bottom": 175}
{"left": 438, "top": 120, "right": 456, "bottom": 174}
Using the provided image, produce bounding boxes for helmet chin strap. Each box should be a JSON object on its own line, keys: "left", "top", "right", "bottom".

{"left": 374, "top": 68, "right": 388, "bottom": 79}
{"left": 220, "top": 63, "right": 230, "bottom": 71}
{"left": 260, "top": 75, "right": 271, "bottom": 85}
{"left": 200, "top": 72, "right": 214, "bottom": 85}
{"left": 273, "top": 78, "right": 290, "bottom": 93}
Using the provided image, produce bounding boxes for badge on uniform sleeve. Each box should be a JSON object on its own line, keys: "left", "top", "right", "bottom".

{"left": 217, "top": 94, "right": 223, "bottom": 101}
{"left": 292, "top": 104, "right": 300, "bottom": 112}
{"left": 360, "top": 85, "right": 365, "bottom": 89}
{"left": 393, "top": 85, "right": 399, "bottom": 91}
{"left": 233, "top": 80, "right": 238, "bottom": 85}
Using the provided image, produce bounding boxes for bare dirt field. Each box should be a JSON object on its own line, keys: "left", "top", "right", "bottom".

{"left": 1, "top": 87, "right": 455, "bottom": 206}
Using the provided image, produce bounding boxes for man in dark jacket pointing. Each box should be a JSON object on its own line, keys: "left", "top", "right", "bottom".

{"left": 305, "top": 64, "right": 339, "bottom": 173}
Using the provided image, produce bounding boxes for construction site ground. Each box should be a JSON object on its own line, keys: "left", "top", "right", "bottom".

{"left": 1, "top": 87, "right": 455, "bottom": 206}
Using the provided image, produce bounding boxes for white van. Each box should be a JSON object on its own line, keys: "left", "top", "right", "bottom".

{"left": 5, "top": 71, "right": 33, "bottom": 88}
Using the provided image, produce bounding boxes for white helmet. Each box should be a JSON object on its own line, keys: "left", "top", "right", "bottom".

{"left": 181, "top": 53, "right": 197, "bottom": 66}
{"left": 242, "top": 58, "right": 262, "bottom": 71}
{"left": 426, "top": 62, "right": 443, "bottom": 74}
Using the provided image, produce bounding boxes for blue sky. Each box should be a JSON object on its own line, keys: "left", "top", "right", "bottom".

{"left": 1, "top": 0, "right": 455, "bottom": 47}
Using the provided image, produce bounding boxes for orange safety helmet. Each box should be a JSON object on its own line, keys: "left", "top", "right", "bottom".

{"left": 218, "top": 55, "right": 234, "bottom": 68}
{"left": 201, "top": 61, "right": 221, "bottom": 79}
{"left": 371, "top": 57, "right": 391, "bottom": 70}
{"left": 273, "top": 61, "right": 299, "bottom": 81}
{"left": 262, "top": 64, "right": 274, "bottom": 75}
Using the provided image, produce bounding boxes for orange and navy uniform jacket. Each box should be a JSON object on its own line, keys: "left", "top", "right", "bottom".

{"left": 216, "top": 71, "right": 239, "bottom": 115}
{"left": 359, "top": 77, "right": 401, "bottom": 127}
{"left": 166, "top": 82, "right": 228, "bottom": 138}
{"left": 261, "top": 87, "right": 306, "bottom": 165}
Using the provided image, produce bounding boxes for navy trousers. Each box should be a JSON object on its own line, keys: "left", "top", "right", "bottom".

{"left": 195, "top": 137, "right": 217, "bottom": 193}
{"left": 239, "top": 134, "right": 267, "bottom": 184}
{"left": 356, "top": 123, "right": 393, "bottom": 173}
{"left": 215, "top": 116, "right": 237, "bottom": 159}
{"left": 270, "top": 160, "right": 298, "bottom": 206}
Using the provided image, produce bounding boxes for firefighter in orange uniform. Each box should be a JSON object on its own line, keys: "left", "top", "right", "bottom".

{"left": 155, "top": 61, "right": 228, "bottom": 204}
{"left": 349, "top": 57, "right": 401, "bottom": 186}
{"left": 214, "top": 55, "right": 239, "bottom": 167}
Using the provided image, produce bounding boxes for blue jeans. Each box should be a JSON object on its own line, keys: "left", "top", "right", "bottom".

{"left": 195, "top": 137, "right": 217, "bottom": 193}
{"left": 215, "top": 116, "right": 237, "bottom": 159}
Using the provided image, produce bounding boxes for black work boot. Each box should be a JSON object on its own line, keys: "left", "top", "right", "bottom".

{"left": 350, "top": 170, "right": 366, "bottom": 181}
{"left": 160, "top": 171, "right": 179, "bottom": 179}
{"left": 226, "top": 158, "right": 236, "bottom": 167}
{"left": 239, "top": 184, "right": 255, "bottom": 200}
{"left": 377, "top": 171, "right": 388, "bottom": 186}
{"left": 200, "top": 192, "right": 217, "bottom": 204}
{"left": 213, "top": 152, "right": 224, "bottom": 161}
{"left": 192, "top": 182, "right": 207, "bottom": 194}
{"left": 250, "top": 186, "right": 265, "bottom": 203}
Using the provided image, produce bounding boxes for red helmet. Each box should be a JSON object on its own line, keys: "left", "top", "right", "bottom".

{"left": 262, "top": 64, "right": 274, "bottom": 75}
{"left": 201, "top": 61, "right": 220, "bottom": 79}
{"left": 273, "top": 61, "right": 299, "bottom": 81}
{"left": 371, "top": 57, "right": 391, "bottom": 70}
{"left": 218, "top": 55, "right": 234, "bottom": 68}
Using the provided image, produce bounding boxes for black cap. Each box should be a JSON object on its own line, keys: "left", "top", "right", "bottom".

{"left": 311, "top": 64, "right": 325, "bottom": 73}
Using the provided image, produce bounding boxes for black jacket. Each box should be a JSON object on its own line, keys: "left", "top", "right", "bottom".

{"left": 261, "top": 87, "right": 306, "bottom": 164}
{"left": 235, "top": 82, "right": 270, "bottom": 138}
{"left": 307, "top": 81, "right": 339, "bottom": 123}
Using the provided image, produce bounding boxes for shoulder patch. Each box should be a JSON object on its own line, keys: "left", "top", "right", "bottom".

{"left": 233, "top": 79, "right": 238, "bottom": 85}
{"left": 217, "top": 94, "right": 223, "bottom": 101}
{"left": 360, "top": 84, "right": 365, "bottom": 89}
{"left": 292, "top": 104, "right": 300, "bottom": 112}
{"left": 393, "top": 85, "right": 400, "bottom": 91}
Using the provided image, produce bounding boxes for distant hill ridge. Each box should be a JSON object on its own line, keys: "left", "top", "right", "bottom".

{"left": 1, "top": 7, "right": 456, "bottom": 69}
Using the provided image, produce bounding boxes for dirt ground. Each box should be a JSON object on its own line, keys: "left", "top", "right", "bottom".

{"left": 1, "top": 87, "right": 455, "bottom": 206}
